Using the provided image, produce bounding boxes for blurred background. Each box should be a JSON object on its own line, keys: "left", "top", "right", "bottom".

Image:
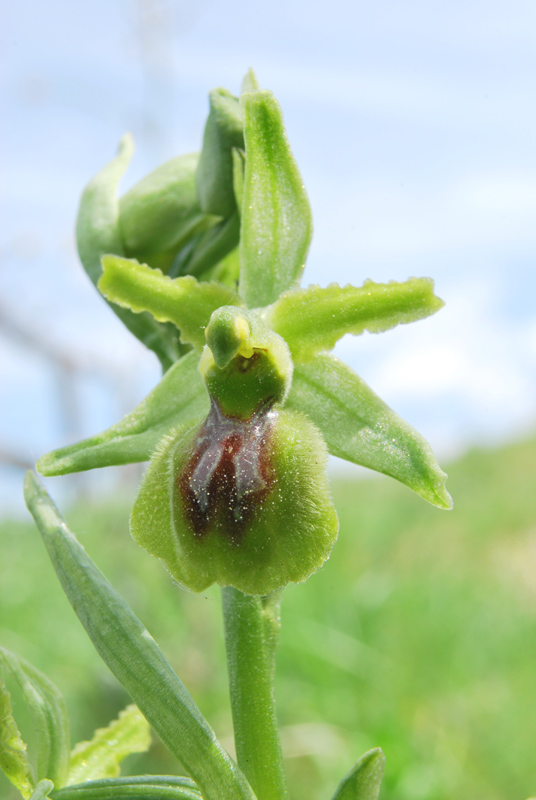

{"left": 1, "top": 1, "right": 536, "bottom": 799}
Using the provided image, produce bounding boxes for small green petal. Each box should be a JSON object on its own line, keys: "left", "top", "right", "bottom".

{"left": 196, "top": 88, "right": 244, "bottom": 217}
{"left": 286, "top": 353, "right": 452, "bottom": 509}
{"left": 131, "top": 409, "right": 338, "bottom": 596}
{"left": 118, "top": 152, "right": 216, "bottom": 267}
{"left": 37, "top": 351, "right": 208, "bottom": 476}
{"left": 238, "top": 90, "right": 312, "bottom": 307}
{"left": 264, "top": 278, "right": 445, "bottom": 361}
{"left": 331, "top": 748, "right": 385, "bottom": 800}
{"left": 99, "top": 255, "right": 242, "bottom": 350}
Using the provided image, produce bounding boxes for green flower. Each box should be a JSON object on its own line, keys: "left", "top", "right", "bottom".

{"left": 37, "top": 74, "right": 451, "bottom": 596}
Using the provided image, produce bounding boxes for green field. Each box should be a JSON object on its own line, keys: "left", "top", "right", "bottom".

{"left": 1, "top": 436, "right": 536, "bottom": 800}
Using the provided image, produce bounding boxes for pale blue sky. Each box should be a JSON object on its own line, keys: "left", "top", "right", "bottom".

{"left": 1, "top": 0, "right": 536, "bottom": 511}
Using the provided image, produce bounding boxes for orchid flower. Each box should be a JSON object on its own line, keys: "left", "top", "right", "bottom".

{"left": 37, "top": 75, "right": 451, "bottom": 597}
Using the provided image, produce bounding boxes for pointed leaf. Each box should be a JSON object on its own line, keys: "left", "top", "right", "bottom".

{"left": 331, "top": 748, "right": 385, "bottom": 800}
{"left": 0, "top": 648, "right": 70, "bottom": 788}
{"left": 76, "top": 135, "right": 181, "bottom": 371}
{"left": 98, "top": 256, "right": 242, "bottom": 350}
{"left": 239, "top": 90, "right": 312, "bottom": 307}
{"left": 23, "top": 473, "right": 256, "bottom": 800}
{"left": 67, "top": 705, "right": 150, "bottom": 785}
{"left": 118, "top": 153, "right": 214, "bottom": 264}
{"left": 0, "top": 676, "right": 34, "bottom": 799}
{"left": 52, "top": 775, "right": 201, "bottom": 799}
{"left": 29, "top": 780, "right": 54, "bottom": 800}
{"left": 37, "top": 350, "right": 208, "bottom": 476}
{"left": 264, "top": 278, "right": 444, "bottom": 361}
{"left": 196, "top": 88, "right": 244, "bottom": 217}
{"left": 286, "top": 354, "right": 452, "bottom": 509}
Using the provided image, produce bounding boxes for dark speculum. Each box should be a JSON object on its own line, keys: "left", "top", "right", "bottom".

{"left": 179, "top": 399, "right": 277, "bottom": 540}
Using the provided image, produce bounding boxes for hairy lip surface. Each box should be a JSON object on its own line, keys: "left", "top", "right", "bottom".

{"left": 178, "top": 399, "right": 277, "bottom": 540}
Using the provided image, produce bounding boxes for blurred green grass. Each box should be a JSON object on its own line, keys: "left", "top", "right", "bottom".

{"left": 1, "top": 435, "right": 536, "bottom": 800}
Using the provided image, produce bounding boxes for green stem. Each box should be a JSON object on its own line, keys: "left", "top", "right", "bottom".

{"left": 222, "top": 587, "right": 288, "bottom": 800}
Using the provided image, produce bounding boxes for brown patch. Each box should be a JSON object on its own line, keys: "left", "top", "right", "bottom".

{"left": 178, "top": 399, "right": 277, "bottom": 542}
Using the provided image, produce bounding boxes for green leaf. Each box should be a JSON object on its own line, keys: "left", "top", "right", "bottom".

{"left": 0, "top": 676, "right": 34, "bottom": 799}
{"left": 286, "top": 353, "right": 452, "bottom": 509}
{"left": 0, "top": 648, "right": 70, "bottom": 788}
{"left": 331, "top": 748, "right": 385, "bottom": 800}
{"left": 52, "top": 775, "right": 201, "bottom": 799}
{"left": 98, "top": 256, "right": 243, "bottom": 350}
{"left": 172, "top": 212, "right": 240, "bottom": 281}
{"left": 23, "top": 473, "right": 256, "bottom": 800}
{"left": 118, "top": 153, "right": 215, "bottom": 265}
{"left": 263, "top": 278, "right": 444, "bottom": 361}
{"left": 238, "top": 90, "right": 312, "bottom": 308}
{"left": 76, "top": 134, "right": 181, "bottom": 371}
{"left": 29, "top": 780, "right": 54, "bottom": 800}
{"left": 67, "top": 705, "right": 150, "bottom": 785}
{"left": 196, "top": 88, "right": 244, "bottom": 217}
{"left": 37, "top": 349, "right": 208, "bottom": 476}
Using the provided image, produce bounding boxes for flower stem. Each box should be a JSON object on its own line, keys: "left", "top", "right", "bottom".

{"left": 222, "top": 587, "right": 288, "bottom": 800}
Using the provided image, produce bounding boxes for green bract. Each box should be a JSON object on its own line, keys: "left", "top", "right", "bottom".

{"left": 37, "top": 71, "right": 452, "bottom": 596}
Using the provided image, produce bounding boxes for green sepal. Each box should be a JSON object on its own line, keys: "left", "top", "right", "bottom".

{"left": 131, "top": 408, "right": 338, "bottom": 596}
{"left": 98, "top": 256, "right": 243, "bottom": 350}
{"left": 76, "top": 135, "right": 182, "bottom": 371}
{"left": 196, "top": 89, "right": 244, "bottom": 217}
{"left": 241, "top": 68, "right": 260, "bottom": 94}
{"left": 0, "top": 675, "right": 34, "bottom": 799}
{"left": 0, "top": 647, "right": 71, "bottom": 789}
{"left": 66, "top": 705, "right": 150, "bottom": 785}
{"left": 51, "top": 775, "right": 201, "bottom": 800}
{"left": 172, "top": 212, "right": 240, "bottom": 281}
{"left": 37, "top": 350, "right": 209, "bottom": 476}
{"left": 263, "top": 278, "right": 444, "bottom": 361}
{"left": 286, "top": 353, "right": 452, "bottom": 509}
{"left": 23, "top": 473, "right": 256, "bottom": 800}
{"left": 331, "top": 748, "right": 385, "bottom": 800}
{"left": 29, "top": 780, "right": 54, "bottom": 800}
{"left": 238, "top": 90, "right": 312, "bottom": 308}
{"left": 118, "top": 153, "right": 216, "bottom": 267}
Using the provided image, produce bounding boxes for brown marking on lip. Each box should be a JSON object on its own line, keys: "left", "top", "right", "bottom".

{"left": 178, "top": 399, "right": 277, "bottom": 542}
